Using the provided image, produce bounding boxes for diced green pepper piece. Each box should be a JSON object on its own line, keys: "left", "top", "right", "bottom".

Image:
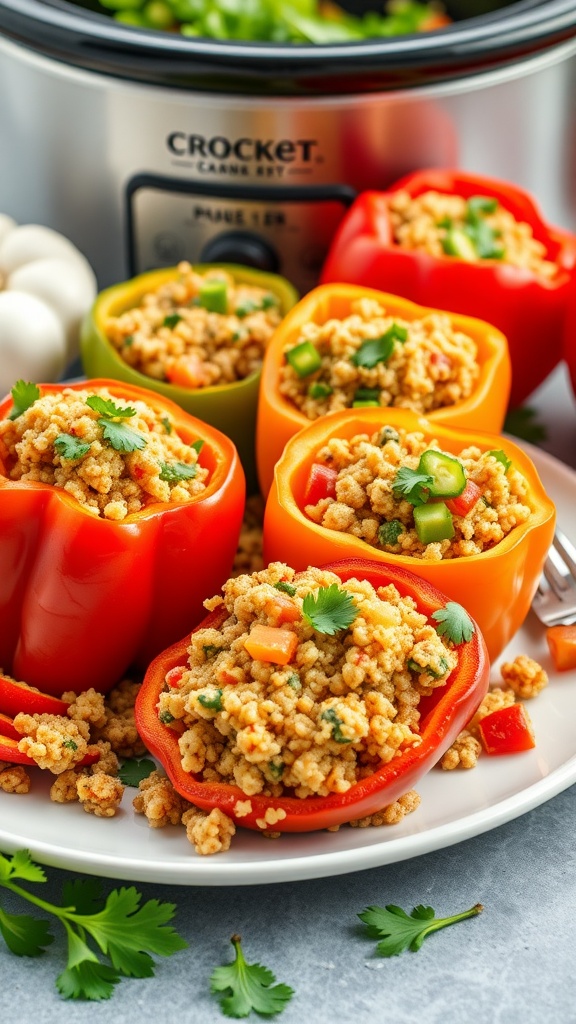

{"left": 308, "top": 382, "right": 333, "bottom": 399}
{"left": 286, "top": 341, "right": 322, "bottom": 378}
{"left": 414, "top": 503, "right": 454, "bottom": 545}
{"left": 441, "top": 227, "right": 478, "bottom": 261}
{"left": 198, "top": 279, "right": 228, "bottom": 314}
{"left": 418, "top": 450, "right": 466, "bottom": 498}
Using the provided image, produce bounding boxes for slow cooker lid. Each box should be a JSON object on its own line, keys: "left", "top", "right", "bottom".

{"left": 1, "top": 0, "right": 576, "bottom": 93}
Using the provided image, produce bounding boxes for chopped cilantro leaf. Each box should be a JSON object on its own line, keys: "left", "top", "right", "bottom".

{"left": 487, "top": 449, "right": 512, "bottom": 473}
{"left": 203, "top": 644, "right": 223, "bottom": 658}
{"left": 274, "top": 581, "right": 297, "bottom": 597}
{"left": 268, "top": 759, "right": 284, "bottom": 780}
{"left": 351, "top": 323, "right": 407, "bottom": 368}
{"left": 158, "top": 711, "right": 176, "bottom": 725}
{"left": 190, "top": 439, "right": 204, "bottom": 454}
{"left": 320, "top": 707, "right": 351, "bottom": 743}
{"left": 163, "top": 313, "right": 182, "bottom": 329}
{"left": 99, "top": 419, "right": 147, "bottom": 454}
{"left": 54, "top": 434, "right": 91, "bottom": 461}
{"left": 302, "top": 584, "right": 357, "bottom": 635}
{"left": 62, "top": 739, "right": 78, "bottom": 751}
{"left": 407, "top": 656, "right": 450, "bottom": 680}
{"left": 118, "top": 758, "right": 156, "bottom": 787}
{"left": 359, "top": 902, "right": 483, "bottom": 956}
{"left": 466, "top": 195, "right": 498, "bottom": 218}
{"left": 123, "top": 334, "right": 134, "bottom": 348}
{"left": 235, "top": 299, "right": 258, "bottom": 318}
{"left": 86, "top": 395, "right": 136, "bottom": 419}
{"left": 378, "top": 519, "right": 404, "bottom": 546}
{"left": 161, "top": 417, "right": 173, "bottom": 434}
{"left": 8, "top": 380, "right": 40, "bottom": 420}
{"left": 159, "top": 461, "right": 197, "bottom": 483}
{"left": 287, "top": 673, "right": 301, "bottom": 691}
{"left": 392, "top": 466, "right": 433, "bottom": 506}
{"left": 380, "top": 426, "right": 400, "bottom": 445}
{"left": 432, "top": 602, "right": 475, "bottom": 645}
{"left": 261, "top": 293, "right": 279, "bottom": 310}
{"left": 210, "top": 934, "right": 293, "bottom": 1019}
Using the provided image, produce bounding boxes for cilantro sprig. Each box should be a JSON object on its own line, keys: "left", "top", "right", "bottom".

{"left": 86, "top": 395, "right": 147, "bottom": 454}
{"left": 8, "top": 381, "right": 40, "bottom": 420}
{"left": 210, "top": 934, "right": 293, "bottom": 1019}
{"left": 302, "top": 584, "right": 358, "bottom": 635}
{"left": 0, "top": 849, "right": 187, "bottom": 1001}
{"left": 432, "top": 602, "right": 475, "bottom": 645}
{"left": 54, "top": 434, "right": 91, "bottom": 461}
{"left": 392, "top": 466, "right": 433, "bottom": 506}
{"left": 359, "top": 902, "right": 483, "bottom": 956}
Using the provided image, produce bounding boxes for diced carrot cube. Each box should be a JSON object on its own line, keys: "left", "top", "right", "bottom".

{"left": 244, "top": 624, "right": 298, "bottom": 665}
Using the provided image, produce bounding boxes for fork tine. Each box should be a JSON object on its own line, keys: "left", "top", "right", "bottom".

{"left": 553, "top": 528, "right": 576, "bottom": 581}
{"left": 544, "top": 545, "right": 576, "bottom": 598}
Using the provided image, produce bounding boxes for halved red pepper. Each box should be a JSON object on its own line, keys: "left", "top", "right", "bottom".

{"left": 0, "top": 379, "right": 245, "bottom": 697}
{"left": 0, "top": 673, "right": 69, "bottom": 718}
{"left": 135, "top": 558, "right": 489, "bottom": 833}
{"left": 321, "top": 170, "right": 576, "bottom": 406}
{"left": 478, "top": 703, "right": 535, "bottom": 755}
{"left": 0, "top": 713, "right": 19, "bottom": 741}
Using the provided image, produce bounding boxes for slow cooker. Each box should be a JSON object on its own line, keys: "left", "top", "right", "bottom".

{"left": 1, "top": 0, "right": 576, "bottom": 292}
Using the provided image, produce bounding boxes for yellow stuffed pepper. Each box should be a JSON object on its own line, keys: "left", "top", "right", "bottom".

{"left": 256, "top": 282, "right": 510, "bottom": 496}
{"left": 263, "top": 407, "right": 554, "bottom": 661}
{"left": 81, "top": 262, "right": 298, "bottom": 492}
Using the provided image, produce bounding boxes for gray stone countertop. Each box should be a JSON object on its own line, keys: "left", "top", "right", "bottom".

{"left": 2, "top": 365, "right": 576, "bottom": 1024}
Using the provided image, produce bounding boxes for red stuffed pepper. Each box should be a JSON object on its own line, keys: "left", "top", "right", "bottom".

{"left": 135, "top": 558, "right": 489, "bottom": 833}
{"left": 321, "top": 169, "right": 576, "bottom": 407}
{"left": 0, "top": 378, "right": 245, "bottom": 697}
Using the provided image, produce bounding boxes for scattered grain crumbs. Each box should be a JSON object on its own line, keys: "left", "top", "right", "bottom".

{"left": 13, "top": 712, "right": 91, "bottom": 773}
{"left": 133, "top": 770, "right": 190, "bottom": 827}
{"left": 500, "top": 654, "right": 548, "bottom": 699}
{"left": 181, "top": 806, "right": 236, "bottom": 856}
{"left": 440, "top": 730, "right": 482, "bottom": 771}
{"left": 348, "top": 789, "right": 421, "bottom": 827}
{"left": 0, "top": 764, "right": 31, "bottom": 794}
{"left": 76, "top": 773, "right": 125, "bottom": 817}
{"left": 233, "top": 799, "right": 253, "bottom": 818}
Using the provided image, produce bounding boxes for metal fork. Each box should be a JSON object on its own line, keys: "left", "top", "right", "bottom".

{"left": 532, "top": 528, "right": 576, "bottom": 627}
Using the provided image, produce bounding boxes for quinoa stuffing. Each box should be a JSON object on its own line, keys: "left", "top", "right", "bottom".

{"left": 0, "top": 384, "right": 208, "bottom": 521}
{"left": 157, "top": 562, "right": 459, "bottom": 802}
{"left": 104, "top": 263, "right": 282, "bottom": 388}
{"left": 279, "top": 297, "right": 480, "bottom": 419}
{"left": 304, "top": 425, "right": 531, "bottom": 560}
{"left": 389, "top": 189, "right": 559, "bottom": 279}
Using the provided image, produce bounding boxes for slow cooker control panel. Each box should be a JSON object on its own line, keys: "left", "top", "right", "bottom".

{"left": 126, "top": 175, "right": 356, "bottom": 294}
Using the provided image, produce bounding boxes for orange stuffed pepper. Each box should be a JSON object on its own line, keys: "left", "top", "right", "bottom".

{"left": 256, "top": 282, "right": 510, "bottom": 496}
{"left": 263, "top": 408, "right": 555, "bottom": 661}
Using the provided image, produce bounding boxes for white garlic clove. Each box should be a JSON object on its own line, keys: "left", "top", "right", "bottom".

{"left": 0, "top": 224, "right": 92, "bottom": 278}
{"left": 7, "top": 257, "right": 97, "bottom": 362}
{"left": 0, "top": 291, "right": 67, "bottom": 397}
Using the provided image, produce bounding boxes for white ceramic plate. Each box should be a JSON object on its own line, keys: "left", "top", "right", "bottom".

{"left": 1, "top": 444, "right": 575, "bottom": 886}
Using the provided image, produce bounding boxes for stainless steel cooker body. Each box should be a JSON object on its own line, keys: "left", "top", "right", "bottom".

{"left": 1, "top": 2, "right": 576, "bottom": 291}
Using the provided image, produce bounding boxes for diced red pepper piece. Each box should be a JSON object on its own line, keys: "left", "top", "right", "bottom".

{"left": 478, "top": 703, "right": 535, "bottom": 755}
{"left": 445, "top": 480, "right": 483, "bottom": 517}
{"left": 165, "top": 666, "right": 186, "bottom": 689}
{"left": 269, "top": 594, "right": 301, "bottom": 625}
{"left": 303, "top": 464, "right": 338, "bottom": 506}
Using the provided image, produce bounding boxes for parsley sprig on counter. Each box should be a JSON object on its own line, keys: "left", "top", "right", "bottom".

{"left": 210, "top": 934, "right": 293, "bottom": 1019}
{"left": 302, "top": 584, "right": 358, "bottom": 635}
{"left": 0, "top": 849, "right": 187, "bottom": 1001}
{"left": 359, "top": 901, "right": 483, "bottom": 956}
